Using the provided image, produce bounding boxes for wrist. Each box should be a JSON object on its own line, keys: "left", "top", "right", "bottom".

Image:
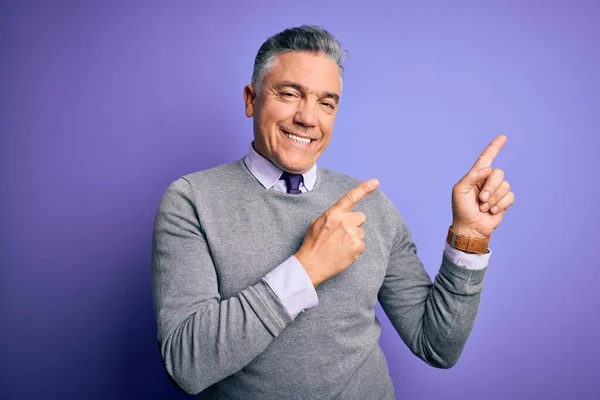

{"left": 294, "top": 250, "right": 323, "bottom": 288}
{"left": 450, "top": 224, "right": 489, "bottom": 239}
{"left": 447, "top": 225, "right": 490, "bottom": 254}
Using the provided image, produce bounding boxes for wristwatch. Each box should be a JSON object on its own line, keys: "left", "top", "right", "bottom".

{"left": 446, "top": 226, "right": 490, "bottom": 254}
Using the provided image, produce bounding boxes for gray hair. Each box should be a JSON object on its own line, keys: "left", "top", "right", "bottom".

{"left": 251, "top": 25, "right": 348, "bottom": 95}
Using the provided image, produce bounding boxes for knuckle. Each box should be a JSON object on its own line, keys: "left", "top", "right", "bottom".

{"left": 346, "top": 192, "right": 356, "bottom": 205}
{"left": 352, "top": 243, "right": 364, "bottom": 257}
{"left": 500, "top": 192, "right": 513, "bottom": 204}
{"left": 341, "top": 218, "right": 351, "bottom": 230}
{"left": 324, "top": 209, "right": 338, "bottom": 222}
{"left": 322, "top": 215, "right": 335, "bottom": 229}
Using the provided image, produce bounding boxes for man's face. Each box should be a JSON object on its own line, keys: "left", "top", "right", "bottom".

{"left": 244, "top": 52, "right": 341, "bottom": 174}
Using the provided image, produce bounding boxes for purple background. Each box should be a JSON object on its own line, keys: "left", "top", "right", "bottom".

{"left": 2, "top": 1, "right": 599, "bottom": 399}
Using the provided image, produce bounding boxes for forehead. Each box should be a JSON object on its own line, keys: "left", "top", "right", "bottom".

{"left": 264, "top": 52, "right": 341, "bottom": 94}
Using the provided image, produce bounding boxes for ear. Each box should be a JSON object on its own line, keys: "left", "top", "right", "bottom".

{"left": 243, "top": 84, "right": 256, "bottom": 117}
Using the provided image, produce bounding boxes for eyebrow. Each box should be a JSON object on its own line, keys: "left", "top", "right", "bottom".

{"left": 276, "top": 80, "right": 340, "bottom": 104}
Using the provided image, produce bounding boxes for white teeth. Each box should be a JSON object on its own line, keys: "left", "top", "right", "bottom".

{"left": 286, "top": 133, "right": 311, "bottom": 144}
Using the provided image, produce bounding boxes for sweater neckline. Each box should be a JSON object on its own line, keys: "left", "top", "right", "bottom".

{"left": 237, "top": 159, "right": 326, "bottom": 199}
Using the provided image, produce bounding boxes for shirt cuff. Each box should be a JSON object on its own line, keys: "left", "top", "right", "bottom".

{"left": 444, "top": 242, "right": 491, "bottom": 270}
{"left": 262, "top": 255, "right": 319, "bottom": 319}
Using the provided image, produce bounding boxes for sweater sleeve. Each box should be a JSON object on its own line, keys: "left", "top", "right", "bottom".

{"left": 377, "top": 208, "right": 487, "bottom": 369}
{"left": 151, "top": 178, "right": 293, "bottom": 395}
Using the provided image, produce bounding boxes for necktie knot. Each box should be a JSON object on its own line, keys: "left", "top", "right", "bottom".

{"left": 280, "top": 171, "right": 303, "bottom": 194}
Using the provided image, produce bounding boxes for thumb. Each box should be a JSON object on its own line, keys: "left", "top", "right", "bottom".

{"left": 463, "top": 166, "right": 492, "bottom": 188}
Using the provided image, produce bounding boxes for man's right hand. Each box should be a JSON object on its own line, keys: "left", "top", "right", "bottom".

{"left": 295, "top": 178, "right": 380, "bottom": 287}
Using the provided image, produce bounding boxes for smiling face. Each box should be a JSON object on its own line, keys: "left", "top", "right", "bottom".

{"left": 243, "top": 52, "right": 341, "bottom": 174}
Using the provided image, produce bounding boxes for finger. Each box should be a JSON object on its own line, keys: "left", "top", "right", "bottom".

{"left": 489, "top": 191, "right": 515, "bottom": 214}
{"left": 471, "top": 135, "right": 507, "bottom": 171}
{"left": 356, "top": 227, "right": 366, "bottom": 240}
{"left": 478, "top": 168, "right": 505, "bottom": 204}
{"left": 347, "top": 212, "right": 366, "bottom": 227}
{"left": 353, "top": 238, "right": 366, "bottom": 258}
{"left": 455, "top": 165, "right": 492, "bottom": 193}
{"left": 485, "top": 180, "right": 510, "bottom": 210}
{"left": 332, "top": 179, "right": 380, "bottom": 212}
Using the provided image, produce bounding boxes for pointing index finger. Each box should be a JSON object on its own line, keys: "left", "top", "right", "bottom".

{"left": 332, "top": 179, "right": 380, "bottom": 212}
{"left": 471, "top": 135, "right": 507, "bottom": 170}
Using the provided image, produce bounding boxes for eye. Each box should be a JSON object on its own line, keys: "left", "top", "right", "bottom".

{"left": 282, "top": 92, "right": 296, "bottom": 97}
{"left": 321, "top": 102, "right": 335, "bottom": 110}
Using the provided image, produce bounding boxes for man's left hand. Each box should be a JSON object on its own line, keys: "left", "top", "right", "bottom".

{"left": 450, "top": 134, "right": 515, "bottom": 238}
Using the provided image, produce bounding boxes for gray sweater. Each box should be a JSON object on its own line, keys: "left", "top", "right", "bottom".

{"left": 151, "top": 159, "right": 487, "bottom": 399}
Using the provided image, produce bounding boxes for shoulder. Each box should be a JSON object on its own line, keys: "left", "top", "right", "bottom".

{"left": 181, "top": 159, "right": 246, "bottom": 188}
{"left": 157, "top": 159, "right": 246, "bottom": 208}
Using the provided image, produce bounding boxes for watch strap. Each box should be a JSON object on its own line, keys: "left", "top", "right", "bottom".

{"left": 446, "top": 226, "right": 489, "bottom": 254}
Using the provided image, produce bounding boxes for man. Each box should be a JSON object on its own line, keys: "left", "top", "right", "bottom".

{"left": 151, "top": 25, "right": 515, "bottom": 399}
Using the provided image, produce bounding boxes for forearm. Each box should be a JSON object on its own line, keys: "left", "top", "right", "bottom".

{"left": 414, "top": 252, "right": 486, "bottom": 368}
{"left": 157, "top": 279, "right": 291, "bottom": 395}
{"left": 378, "top": 209, "right": 488, "bottom": 369}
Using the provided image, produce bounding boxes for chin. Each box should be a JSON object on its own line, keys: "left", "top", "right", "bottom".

{"left": 277, "top": 156, "right": 313, "bottom": 174}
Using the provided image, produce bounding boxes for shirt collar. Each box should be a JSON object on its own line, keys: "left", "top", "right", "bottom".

{"left": 244, "top": 142, "right": 317, "bottom": 191}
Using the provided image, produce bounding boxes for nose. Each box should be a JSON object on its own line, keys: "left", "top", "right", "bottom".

{"left": 293, "top": 99, "right": 318, "bottom": 128}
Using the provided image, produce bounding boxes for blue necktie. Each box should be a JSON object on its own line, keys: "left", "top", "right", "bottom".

{"left": 280, "top": 171, "right": 303, "bottom": 194}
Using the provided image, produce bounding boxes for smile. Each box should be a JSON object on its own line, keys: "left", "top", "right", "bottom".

{"left": 282, "top": 130, "right": 314, "bottom": 146}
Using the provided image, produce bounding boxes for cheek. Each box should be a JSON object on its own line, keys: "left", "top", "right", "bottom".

{"left": 254, "top": 110, "right": 276, "bottom": 141}
{"left": 260, "top": 106, "right": 294, "bottom": 135}
{"left": 319, "top": 116, "right": 335, "bottom": 141}
{"left": 265, "top": 101, "right": 296, "bottom": 120}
